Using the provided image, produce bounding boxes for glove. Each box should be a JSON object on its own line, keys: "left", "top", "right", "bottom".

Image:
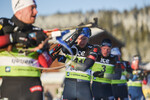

{"left": 35, "top": 31, "right": 47, "bottom": 45}
{"left": 38, "top": 51, "right": 53, "bottom": 68}
{"left": 28, "top": 32, "right": 47, "bottom": 46}
{"left": 9, "top": 32, "right": 29, "bottom": 45}
{"left": 93, "top": 71, "right": 104, "bottom": 78}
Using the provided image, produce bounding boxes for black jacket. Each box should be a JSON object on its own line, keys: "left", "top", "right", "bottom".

{"left": 0, "top": 15, "right": 47, "bottom": 47}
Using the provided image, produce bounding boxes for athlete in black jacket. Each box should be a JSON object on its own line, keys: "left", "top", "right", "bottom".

{"left": 91, "top": 39, "right": 121, "bottom": 100}
{"left": 0, "top": 0, "right": 52, "bottom": 100}
{"left": 59, "top": 27, "right": 99, "bottom": 100}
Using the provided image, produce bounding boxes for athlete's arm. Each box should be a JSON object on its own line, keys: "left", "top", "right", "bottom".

{"left": 0, "top": 35, "right": 11, "bottom": 48}
{"left": 0, "top": 32, "right": 30, "bottom": 48}
{"left": 72, "top": 46, "right": 99, "bottom": 71}
{"left": 82, "top": 47, "right": 99, "bottom": 70}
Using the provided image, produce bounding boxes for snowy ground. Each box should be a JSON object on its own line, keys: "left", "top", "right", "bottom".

{"left": 41, "top": 72, "right": 65, "bottom": 100}
{"left": 41, "top": 72, "right": 65, "bottom": 84}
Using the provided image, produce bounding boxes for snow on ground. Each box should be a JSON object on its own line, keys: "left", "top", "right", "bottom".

{"left": 41, "top": 72, "right": 65, "bottom": 84}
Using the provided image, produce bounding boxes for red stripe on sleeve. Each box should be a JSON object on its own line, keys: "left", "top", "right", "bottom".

{"left": 87, "top": 55, "right": 96, "bottom": 61}
{"left": 0, "top": 35, "right": 10, "bottom": 47}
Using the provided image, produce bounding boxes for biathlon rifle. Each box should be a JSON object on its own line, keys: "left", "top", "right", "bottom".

{"left": 16, "top": 18, "right": 99, "bottom": 70}
{"left": 47, "top": 18, "right": 98, "bottom": 60}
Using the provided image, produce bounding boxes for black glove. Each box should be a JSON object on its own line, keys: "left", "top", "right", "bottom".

{"left": 10, "top": 32, "right": 30, "bottom": 46}
{"left": 93, "top": 71, "right": 104, "bottom": 78}
{"left": 35, "top": 31, "right": 47, "bottom": 45}
{"left": 28, "top": 31, "right": 47, "bottom": 46}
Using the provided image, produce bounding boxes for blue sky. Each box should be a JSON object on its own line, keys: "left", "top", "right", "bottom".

{"left": 0, "top": 0, "right": 150, "bottom": 18}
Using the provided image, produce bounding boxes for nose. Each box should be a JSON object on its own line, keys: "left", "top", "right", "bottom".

{"left": 34, "top": 8, "right": 38, "bottom": 15}
{"left": 35, "top": 9, "right": 38, "bottom": 14}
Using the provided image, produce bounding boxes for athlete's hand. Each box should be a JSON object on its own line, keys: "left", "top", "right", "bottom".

{"left": 29, "top": 40, "right": 48, "bottom": 52}
{"left": 93, "top": 71, "right": 104, "bottom": 78}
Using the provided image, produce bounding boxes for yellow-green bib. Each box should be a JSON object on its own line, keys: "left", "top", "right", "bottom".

{"left": 92, "top": 62, "right": 115, "bottom": 83}
{"left": 0, "top": 49, "right": 41, "bottom": 77}
{"left": 65, "top": 55, "right": 91, "bottom": 81}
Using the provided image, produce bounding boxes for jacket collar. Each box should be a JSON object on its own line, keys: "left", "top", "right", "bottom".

{"left": 11, "top": 15, "right": 32, "bottom": 31}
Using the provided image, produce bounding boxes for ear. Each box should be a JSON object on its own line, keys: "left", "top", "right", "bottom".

{"left": 15, "top": 10, "right": 23, "bottom": 20}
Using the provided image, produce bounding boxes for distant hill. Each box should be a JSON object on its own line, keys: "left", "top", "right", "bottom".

{"left": 34, "top": 6, "right": 150, "bottom": 63}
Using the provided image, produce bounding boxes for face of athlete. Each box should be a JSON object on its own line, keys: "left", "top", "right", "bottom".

{"left": 101, "top": 45, "right": 111, "bottom": 57}
{"left": 16, "top": 4, "right": 38, "bottom": 24}
{"left": 77, "top": 35, "right": 88, "bottom": 48}
{"left": 131, "top": 59, "right": 139, "bottom": 70}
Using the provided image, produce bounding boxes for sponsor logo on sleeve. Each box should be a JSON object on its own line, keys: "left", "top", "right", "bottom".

{"left": 30, "top": 85, "right": 42, "bottom": 93}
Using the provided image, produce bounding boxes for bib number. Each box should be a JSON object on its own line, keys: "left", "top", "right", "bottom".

{"left": 100, "top": 65, "right": 106, "bottom": 73}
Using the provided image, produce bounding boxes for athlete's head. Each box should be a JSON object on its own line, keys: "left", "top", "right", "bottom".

{"left": 111, "top": 47, "right": 121, "bottom": 60}
{"left": 12, "top": 0, "right": 37, "bottom": 24}
{"left": 77, "top": 27, "right": 91, "bottom": 48}
{"left": 100, "top": 39, "right": 112, "bottom": 57}
{"left": 131, "top": 55, "right": 141, "bottom": 70}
